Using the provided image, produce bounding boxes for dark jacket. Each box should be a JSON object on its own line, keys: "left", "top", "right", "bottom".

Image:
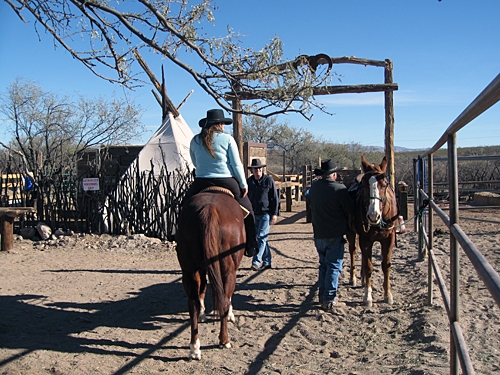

{"left": 247, "top": 174, "right": 279, "bottom": 216}
{"left": 309, "top": 178, "right": 354, "bottom": 239}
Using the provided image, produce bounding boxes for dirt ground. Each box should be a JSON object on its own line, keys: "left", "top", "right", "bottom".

{"left": 1, "top": 201, "right": 499, "bottom": 375}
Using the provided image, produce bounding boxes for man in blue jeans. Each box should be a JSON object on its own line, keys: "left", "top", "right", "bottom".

{"left": 309, "top": 159, "right": 354, "bottom": 311}
{"left": 247, "top": 158, "right": 279, "bottom": 271}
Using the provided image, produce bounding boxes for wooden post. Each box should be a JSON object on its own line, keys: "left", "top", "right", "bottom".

{"left": 286, "top": 186, "right": 292, "bottom": 212}
{"left": 0, "top": 215, "right": 14, "bottom": 251}
{"left": 232, "top": 98, "right": 243, "bottom": 159}
{"left": 0, "top": 208, "right": 35, "bottom": 251}
{"left": 397, "top": 181, "right": 408, "bottom": 219}
{"left": 384, "top": 59, "right": 395, "bottom": 189}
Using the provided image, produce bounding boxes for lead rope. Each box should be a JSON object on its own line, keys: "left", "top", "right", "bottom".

{"left": 391, "top": 197, "right": 433, "bottom": 229}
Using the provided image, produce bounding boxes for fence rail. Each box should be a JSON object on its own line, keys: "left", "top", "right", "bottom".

{"left": 415, "top": 73, "right": 500, "bottom": 375}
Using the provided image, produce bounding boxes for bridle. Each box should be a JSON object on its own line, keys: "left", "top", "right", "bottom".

{"left": 358, "top": 172, "right": 398, "bottom": 231}
{"left": 364, "top": 172, "right": 388, "bottom": 204}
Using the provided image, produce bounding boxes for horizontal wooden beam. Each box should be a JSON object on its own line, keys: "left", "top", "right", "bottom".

{"left": 225, "top": 83, "right": 398, "bottom": 101}
{"left": 276, "top": 55, "right": 388, "bottom": 70}
{"left": 313, "top": 83, "right": 398, "bottom": 95}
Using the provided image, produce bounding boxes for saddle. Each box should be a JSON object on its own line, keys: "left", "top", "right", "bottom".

{"left": 200, "top": 186, "right": 250, "bottom": 218}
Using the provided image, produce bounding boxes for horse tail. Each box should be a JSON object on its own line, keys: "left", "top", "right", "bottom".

{"left": 199, "top": 204, "right": 227, "bottom": 319}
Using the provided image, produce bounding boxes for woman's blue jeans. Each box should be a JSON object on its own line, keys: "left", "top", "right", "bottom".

{"left": 252, "top": 214, "right": 272, "bottom": 267}
{"left": 314, "top": 237, "right": 345, "bottom": 303}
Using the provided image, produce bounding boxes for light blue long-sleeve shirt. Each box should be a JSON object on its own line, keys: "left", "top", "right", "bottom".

{"left": 190, "top": 131, "right": 248, "bottom": 189}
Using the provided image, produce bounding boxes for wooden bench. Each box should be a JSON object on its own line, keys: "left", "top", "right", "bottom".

{"left": 0, "top": 207, "right": 35, "bottom": 251}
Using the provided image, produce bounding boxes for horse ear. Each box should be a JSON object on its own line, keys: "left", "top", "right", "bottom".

{"left": 380, "top": 156, "right": 388, "bottom": 172}
{"left": 361, "top": 155, "right": 368, "bottom": 172}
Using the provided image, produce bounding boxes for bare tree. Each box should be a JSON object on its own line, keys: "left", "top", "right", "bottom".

{"left": 0, "top": 79, "right": 143, "bottom": 176}
{"left": 242, "top": 116, "right": 279, "bottom": 144}
{"left": 5, "top": 0, "right": 336, "bottom": 119}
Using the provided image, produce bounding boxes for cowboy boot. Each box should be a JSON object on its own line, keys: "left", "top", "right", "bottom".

{"left": 244, "top": 215, "right": 258, "bottom": 257}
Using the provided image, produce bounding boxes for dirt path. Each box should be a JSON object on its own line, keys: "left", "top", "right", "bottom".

{"left": 1, "top": 201, "right": 499, "bottom": 374}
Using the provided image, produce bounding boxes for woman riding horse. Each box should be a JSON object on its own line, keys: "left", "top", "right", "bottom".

{"left": 183, "top": 109, "right": 258, "bottom": 257}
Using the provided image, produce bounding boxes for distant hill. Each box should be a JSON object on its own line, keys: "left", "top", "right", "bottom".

{"left": 364, "top": 145, "right": 428, "bottom": 153}
{"left": 394, "top": 146, "right": 428, "bottom": 152}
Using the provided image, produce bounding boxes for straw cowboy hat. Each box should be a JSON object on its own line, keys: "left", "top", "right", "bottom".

{"left": 198, "top": 109, "right": 233, "bottom": 128}
{"left": 248, "top": 158, "right": 267, "bottom": 169}
{"left": 314, "top": 159, "right": 338, "bottom": 176}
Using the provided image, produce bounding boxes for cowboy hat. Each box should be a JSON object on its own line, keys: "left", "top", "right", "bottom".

{"left": 314, "top": 159, "right": 338, "bottom": 176}
{"left": 248, "top": 158, "right": 266, "bottom": 169}
{"left": 198, "top": 109, "right": 233, "bottom": 128}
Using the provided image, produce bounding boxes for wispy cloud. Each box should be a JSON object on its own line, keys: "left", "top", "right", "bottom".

{"left": 321, "top": 89, "right": 467, "bottom": 108}
{"left": 322, "top": 94, "right": 384, "bottom": 106}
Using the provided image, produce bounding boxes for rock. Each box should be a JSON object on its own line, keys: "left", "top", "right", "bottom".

{"left": 20, "top": 226, "right": 37, "bottom": 240}
{"left": 36, "top": 222, "right": 52, "bottom": 240}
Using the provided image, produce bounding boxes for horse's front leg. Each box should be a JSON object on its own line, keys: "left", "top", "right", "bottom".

{"left": 381, "top": 235, "right": 395, "bottom": 305}
{"left": 359, "top": 240, "right": 374, "bottom": 307}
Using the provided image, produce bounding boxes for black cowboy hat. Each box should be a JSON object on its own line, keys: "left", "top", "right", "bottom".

{"left": 198, "top": 109, "right": 233, "bottom": 128}
{"left": 248, "top": 158, "right": 266, "bottom": 169}
{"left": 314, "top": 159, "right": 338, "bottom": 176}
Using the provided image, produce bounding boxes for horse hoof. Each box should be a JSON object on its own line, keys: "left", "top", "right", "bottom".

{"left": 385, "top": 295, "right": 394, "bottom": 305}
{"left": 190, "top": 340, "right": 201, "bottom": 360}
{"left": 363, "top": 288, "right": 373, "bottom": 307}
{"left": 351, "top": 278, "right": 357, "bottom": 287}
{"left": 198, "top": 313, "right": 207, "bottom": 323}
{"left": 189, "top": 351, "right": 201, "bottom": 360}
{"left": 220, "top": 342, "right": 232, "bottom": 349}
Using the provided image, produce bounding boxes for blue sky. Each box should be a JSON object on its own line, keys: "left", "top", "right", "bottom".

{"left": 1, "top": 0, "right": 499, "bottom": 150}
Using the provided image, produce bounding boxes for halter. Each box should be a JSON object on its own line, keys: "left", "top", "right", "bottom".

{"left": 358, "top": 172, "right": 398, "bottom": 232}
{"left": 364, "top": 173, "right": 387, "bottom": 204}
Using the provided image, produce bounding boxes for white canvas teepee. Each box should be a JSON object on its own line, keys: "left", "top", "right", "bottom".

{"left": 134, "top": 112, "right": 194, "bottom": 173}
{"left": 102, "top": 112, "right": 194, "bottom": 238}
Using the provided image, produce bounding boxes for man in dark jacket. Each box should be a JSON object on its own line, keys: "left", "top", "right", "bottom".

{"left": 309, "top": 159, "right": 354, "bottom": 311}
{"left": 247, "top": 158, "right": 279, "bottom": 271}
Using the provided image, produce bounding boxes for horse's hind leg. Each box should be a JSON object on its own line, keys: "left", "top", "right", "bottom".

{"left": 347, "top": 231, "right": 358, "bottom": 286}
{"left": 228, "top": 297, "right": 235, "bottom": 323}
{"left": 198, "top": 269, "right": 208, "bottom": 322}
{"left": 218, "top": 271, "right": 238, "bottom": 348}
{"left": 360, "top": 241, "right": 374, "bottom": 307}
{"left": 381, "top": 237, "right": 395, "bottom": 305}
{"left": 183, "top": 271, "right": 203, "bottom": 360}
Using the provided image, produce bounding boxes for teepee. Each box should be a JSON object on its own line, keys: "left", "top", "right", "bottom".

{"left": 133, "top": 112, "right": 194, "bottom": 174}
{"left": 102, "top": 111, "right": 195, "bottom": 239}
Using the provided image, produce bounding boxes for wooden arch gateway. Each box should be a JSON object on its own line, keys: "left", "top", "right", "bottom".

{"left": 227, "top": 55, "right": 399, "bottom": 188}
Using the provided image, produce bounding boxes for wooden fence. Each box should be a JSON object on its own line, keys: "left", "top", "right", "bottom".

{"left": 0, "top": 154, "right": 193, "bottom": 241}
{"left": 416, "top": 73, "right": 500, "bottom": 375}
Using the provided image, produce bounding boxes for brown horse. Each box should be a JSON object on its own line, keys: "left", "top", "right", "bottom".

{"left": 175, "top": 189, "right": 245, "bottom": 360}
{"left": 350, "top": 156, "right": 399, "bottom": 307}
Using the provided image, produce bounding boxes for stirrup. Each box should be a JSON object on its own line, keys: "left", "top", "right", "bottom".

{"left": 240, "top": 205, "right": 250, "bottom": 218}
{"left": 244, "top": 246, "right": 258, "bottom": 257}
